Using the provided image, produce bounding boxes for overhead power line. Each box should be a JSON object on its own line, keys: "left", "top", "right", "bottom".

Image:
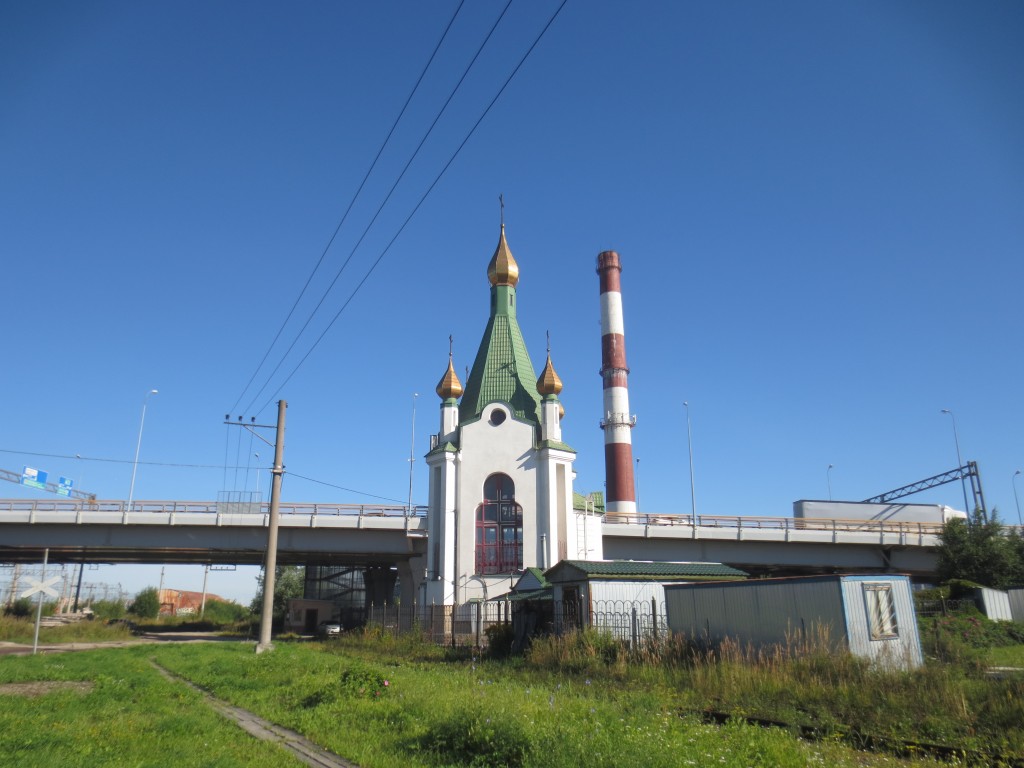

{"left": 0, "top": 448, "right": 243, "bottom": 470}
{"left": 241, "top": 0, "right": 514, "bottom": 416}
{"left": 229, "top": 0, "right": 468, "bottom": 415}
{"left": 287, "top": 472, "right": 408, "bottom": 505}
{"left": 1, "top": 449, "right": 402, "bottom": 504}
{"left": 255, "top": 0, "right": 569, "bottom": 413}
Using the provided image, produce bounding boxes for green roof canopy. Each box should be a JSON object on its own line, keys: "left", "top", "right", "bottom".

{"left": 545, "top": 560, "right": 748, "bottom": 583}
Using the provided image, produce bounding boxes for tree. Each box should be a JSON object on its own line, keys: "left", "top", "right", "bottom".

{"left": 250, "top": 565, "right": 305, "bottom": 620}
{"left": 129, "top": 587, "right": 161, "bottom": 619}
{"left": 937, "top": 509, "right": 1020, "bottom": 588}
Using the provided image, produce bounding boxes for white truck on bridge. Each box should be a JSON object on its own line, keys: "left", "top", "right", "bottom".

{"left": 793, "top": 500, "right": 967, "bottom": 525}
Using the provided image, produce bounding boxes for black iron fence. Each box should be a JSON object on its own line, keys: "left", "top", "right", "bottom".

{"left": 914, "top": 598, "right": 978, "bottom": 617}
{"left": 361, "top": 598, "right": 669, "bottom": 649}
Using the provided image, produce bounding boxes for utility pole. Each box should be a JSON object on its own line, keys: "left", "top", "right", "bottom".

{"left": 200, "top": 565, "right": 209, "bottom": 618}
{"left": 224, "top": 402, "right": 287, "bottom": 653}
{"left": 73, "top": 562, "right": 84, "bottom": 613}
{"left": 256, "top": 400, "right": 287, "bottom": 653}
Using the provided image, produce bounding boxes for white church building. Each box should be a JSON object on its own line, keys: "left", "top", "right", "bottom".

{"left": 423, "top": 224, "right": 602, "bottom": 606}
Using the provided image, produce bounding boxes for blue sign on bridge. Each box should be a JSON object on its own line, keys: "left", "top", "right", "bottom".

{"left": 21, "top": 466, "right": 48, "bottom": 491}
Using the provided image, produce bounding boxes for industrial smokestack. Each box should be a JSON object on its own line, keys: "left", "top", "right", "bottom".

{"left": 597, "top": 250, "right": 636, "bottom": 514}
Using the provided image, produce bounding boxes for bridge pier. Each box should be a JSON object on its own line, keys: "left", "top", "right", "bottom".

{"left": 363, "top": 565, "right": 397, "bottom": 608}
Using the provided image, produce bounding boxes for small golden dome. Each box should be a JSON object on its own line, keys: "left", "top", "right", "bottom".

{"left": 536, "top": 353, "right": 563, "bottom": 396}
{"left": 487, "top": 224, "right": 519, "bottom": 287}
{"left": 436, "top": 357, "right": 463, "bottom": 400}
{"left": 558, "top": 402, "right": 565, "bottom": 420}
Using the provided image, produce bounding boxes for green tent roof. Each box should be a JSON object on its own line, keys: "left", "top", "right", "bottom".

{"left": 459, "top": 309, "right": 541, "bottom": 425}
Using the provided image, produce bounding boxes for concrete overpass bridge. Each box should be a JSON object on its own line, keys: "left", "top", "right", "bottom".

{"left": 599, "top": 512, "right": 945, "bottom": 577}
{"left": 0, "top": 499, "right": 950, "bottom": 593}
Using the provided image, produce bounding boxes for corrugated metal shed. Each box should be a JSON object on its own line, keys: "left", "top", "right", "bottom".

{"left": 540, "top": 560, "right": 743, "bottom": 646}
{"left": 1007, "top": 587, "right": 1024, "bottom": 624}
{"left": 664, "top": 574, "right": 923, "bottom": 669}
{"left": 974, "top": 587, "right": 1013, "bottom": 622}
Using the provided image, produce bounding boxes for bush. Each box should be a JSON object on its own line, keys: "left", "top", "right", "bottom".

{"left": 484, "top": 623, "right": 514, "bottom": 658}
{"left": 89, "top": 599, "right": 126, "bottom": 620}
{"left": 201, "top": 599, "right": 251, "bottom": 624}
{"left": 526, "top": 629, "right": 627, "bottom": 674}
{"left": 920, "top": 613, "right": 1024, "bottom": 671}
{"left": 419, "top": 710, "right": 531, "bottom": 768}
{"left": 129, "top": 587, "right": 160, "bottom": 619}
{"left": 3, "top": 598, "right": 33, "bottom": 617}
{"left": 299, "top": 660, "right": 391, "bottom": 708}
{"left": 946, "top": 579, "right": 984, "bottom": 600}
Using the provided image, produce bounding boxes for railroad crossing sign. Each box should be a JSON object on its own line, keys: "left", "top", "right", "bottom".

{"left": 20, "top": 576, "right": 60, "bottom": 600}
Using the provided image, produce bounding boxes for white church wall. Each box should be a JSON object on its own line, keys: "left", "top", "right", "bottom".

{"left": 456, "top": 403, "right": 539, "bottom": 603}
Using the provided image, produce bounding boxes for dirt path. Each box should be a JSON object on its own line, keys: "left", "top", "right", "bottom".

{"left": 151, "top": 661, "right": 358, "bottom": 768}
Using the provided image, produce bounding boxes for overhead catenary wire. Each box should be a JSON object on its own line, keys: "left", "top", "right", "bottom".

{"left": 228, "top": 0, "right": 468, "bottom": 416}
{"left": 0, "top": 448, "right": 252, "bottom": 470}
{"left": 254, "top": 0, "right": 569, "bottom": 413}
{"left": 287, "top": 472, "right": 408, "bottom": 505}
{"left": 1, "top": 448, "right": 399, "bottom": 503}
{"left": 240, "top": 0, "right": 515, "bottom": 416}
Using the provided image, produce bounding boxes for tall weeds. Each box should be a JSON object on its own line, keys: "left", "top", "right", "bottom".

{"left": 510, "top": 624, "right": 1024, "bottom": 757}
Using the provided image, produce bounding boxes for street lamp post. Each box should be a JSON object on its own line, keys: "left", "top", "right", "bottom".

{"left": 940, "top": 409, "right": 972, "bottom": 517}
{"left": 126, "top": 389, "right": 158, "bottom": 515}
{"left": 827, "top": 464, "right": 834, "bottom": 501}
{"left": 683, "top": 401, "right": 696, "bottom": 520}
{"left": 407, "top": 393, "right": 418, "bottom": 516}
{"left": 1013, "top": 470, "right": 1022, "bottom": 528}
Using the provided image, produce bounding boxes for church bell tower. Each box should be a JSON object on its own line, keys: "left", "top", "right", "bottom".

{"left": 423, "top": 222, "right": 584, "bottom": 605}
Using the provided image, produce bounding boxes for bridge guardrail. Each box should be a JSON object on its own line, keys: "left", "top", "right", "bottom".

{"left": 0, "top": 500, "right": 955, "bottom": 537}
{"left": 0, "top": 499, "right": 428, "bottom": 521}
{"left": 601, "top": 512, "right": 946, "bottom": 537}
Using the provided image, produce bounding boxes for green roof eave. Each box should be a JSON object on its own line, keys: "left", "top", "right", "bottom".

{"left": 539, "top": 439, "right": 575, "bottom": 453}
{"left": 573, "top": 491, "right": 605, "bottom": 513}
{"left": 546, "top": 560, "right": 748, "bottom": 582}
{"left": 426, "top": 441, "right": 459, "bottom": 458}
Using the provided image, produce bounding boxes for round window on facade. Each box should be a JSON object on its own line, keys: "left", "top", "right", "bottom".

{"left": 489, "top": 409, "right": 506, "bottom": 426}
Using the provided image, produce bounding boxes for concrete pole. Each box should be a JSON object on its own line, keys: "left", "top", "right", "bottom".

{"left": 73, "top": 562, "right": 84, "bottom": 613}
{"left": 256, "top": 399, "right": 287, "bottom": 654}
{"left": 32, "top": 549, "right": 49, "bottom": 656}
{"left": 200, "top": 565, "right": 209, "bottom": 617}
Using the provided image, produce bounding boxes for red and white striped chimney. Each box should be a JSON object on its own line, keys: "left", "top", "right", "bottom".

{"left": 597, "top": 250, "right": 636, "bottom": 515}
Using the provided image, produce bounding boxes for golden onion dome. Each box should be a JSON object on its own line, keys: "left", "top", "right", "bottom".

{"left": 558, "top": 402, "right": 565, "bottom": 420}
{"left": 436, "top": 356, "right": 463, "bottom": 400}
{"left": 536, "top": 353, "right": 563, "bottom": 396}
{"left": 487, "top": 224, "right": 519, "bottom": 287}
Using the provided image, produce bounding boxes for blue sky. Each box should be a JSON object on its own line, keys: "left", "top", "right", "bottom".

{"left": 3, "top": 1, "right": 1022, "bottom": 604}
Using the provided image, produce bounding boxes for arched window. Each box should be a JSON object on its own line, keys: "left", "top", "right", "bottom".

{"left": 475, "top": 473, "right": 523, "bottom": 574}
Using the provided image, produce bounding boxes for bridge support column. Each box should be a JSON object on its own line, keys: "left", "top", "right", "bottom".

{"left": 363, "top": 566, "right": 397, "bottom": 609}
{"left": 397, "top": 559, "right": 419, "bottom": 631}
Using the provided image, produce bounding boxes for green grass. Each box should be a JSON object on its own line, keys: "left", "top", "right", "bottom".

{"left": 988, "top": 645, "right": 1024, "bottom": 668}
{"left": 0, "top": 646, "right": 300, "bottom": 767}
{"left": 6, "top": 631, "right": 1021, "bottom": 767}
{"left": 0, "top": 615, "right": 135, "bottom": 645}
{"left": 146, "top": 638, "right": 948, "bottom": 767}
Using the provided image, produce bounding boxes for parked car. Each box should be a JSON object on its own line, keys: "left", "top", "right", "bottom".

{"left": 317, "top": 621, "right": 341, "bottom": 638}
